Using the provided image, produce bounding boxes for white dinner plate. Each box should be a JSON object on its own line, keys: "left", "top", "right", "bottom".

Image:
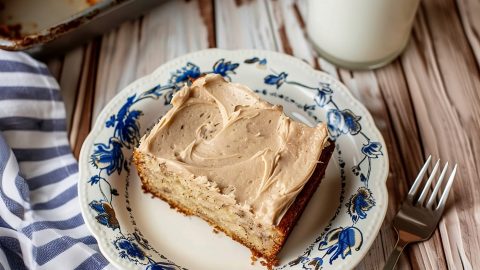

{"left": 79, "top": 49, "right": 389, "bottom": 270}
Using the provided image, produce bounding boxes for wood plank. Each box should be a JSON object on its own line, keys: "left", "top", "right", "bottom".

{"left": 267, "top": 0, "right": 317, "bottom": 65}
{"left": 135, "top": 0, "right": 211, "bottom": 77}
{"left": 198, "top": 0, "right": 216, "bottom": 48}
{"left": 58, "top": 47, "right": 85, "bottom": 134}
{"left": 70, "top": 40, "right": 100, "bottom": 158}
{"left": 45, "top": 57, "right": 63, "bottom": 81}
{"left": 373, "top": 63, "right": 427, "bottom": 268}
{"left": 215, "top": 0, "right": 277, "bottom": 50}
{"left": 456, "top": 0, "right": 480, "bottom": 68}
{"left": 401, "top": 0, "right": 480, "bottom": 268}
{"left": 93, "top": 20, "right": 141, "bottom": 122}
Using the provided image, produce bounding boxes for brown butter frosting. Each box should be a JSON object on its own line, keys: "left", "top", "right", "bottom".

{"left": 137, "top": 74, "right": 329, "bottom": 225}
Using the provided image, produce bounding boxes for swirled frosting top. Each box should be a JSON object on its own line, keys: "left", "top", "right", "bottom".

{"left": 137, "top": 74, "right": 329, "bottom": 225}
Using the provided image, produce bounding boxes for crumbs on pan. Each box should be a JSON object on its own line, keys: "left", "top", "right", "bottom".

{"left": 87, "top": 0, "right": 101, "bottom": 5}
{"left": 0, "top": 23, "right": 22, "bottom": 39}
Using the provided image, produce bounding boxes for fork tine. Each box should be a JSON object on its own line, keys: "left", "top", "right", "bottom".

{"left": 417, "top": 159, "right": 440, "bottom": 205}
{"left": 437, "top": 164, "right": 458, "bottom": 211}
{"left": 426, "top": 162, "right": 448, "bottom": 208}
{"left": 408, "top": 155, "right": 432, "bottom": 200}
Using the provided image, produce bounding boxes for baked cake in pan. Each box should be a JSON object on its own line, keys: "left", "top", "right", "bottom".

{"left": 133, "top": 74, "right": 334, "bottom": 267}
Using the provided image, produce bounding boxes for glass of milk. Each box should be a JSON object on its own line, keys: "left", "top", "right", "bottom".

{"left": 307, "top": 0, "right": 420, "bottom": 69}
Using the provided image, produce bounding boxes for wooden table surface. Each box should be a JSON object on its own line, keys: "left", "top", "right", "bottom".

{"left": 44, "top": 0, "right": 480, "bottom": 269}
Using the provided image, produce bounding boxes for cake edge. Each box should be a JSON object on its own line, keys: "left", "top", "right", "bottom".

{"left": 133, "top": 139, "right": 335, "bottom": 269}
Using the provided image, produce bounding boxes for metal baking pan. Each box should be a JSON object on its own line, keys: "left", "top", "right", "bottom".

{"left": 0, "top": 0, "right": 162, "bottom": 56}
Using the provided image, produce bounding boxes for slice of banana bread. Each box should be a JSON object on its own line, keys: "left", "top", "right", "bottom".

{"left": 133, "top": 74, "right": 333, "bottom": 267}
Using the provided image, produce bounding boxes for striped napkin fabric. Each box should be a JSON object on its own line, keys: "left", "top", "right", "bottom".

{"left": 0, "top": 50, "right": 113, "bottom": 269}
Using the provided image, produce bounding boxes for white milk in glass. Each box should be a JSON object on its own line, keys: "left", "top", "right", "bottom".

{"left": 307, "top": 0, "right": 419, "bottom": 69}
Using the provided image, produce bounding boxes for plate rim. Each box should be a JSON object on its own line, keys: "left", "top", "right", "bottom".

{"left": 79, "top": 48, "right": 389, "bottom": 270}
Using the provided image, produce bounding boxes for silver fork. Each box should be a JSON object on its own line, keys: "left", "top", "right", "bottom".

{"left": 383, "top": 155, "right": 458, "bottom": 270}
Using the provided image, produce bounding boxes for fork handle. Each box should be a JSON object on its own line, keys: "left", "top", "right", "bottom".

{"left": 383, "top": 238, "right": 409, "bottom": 270}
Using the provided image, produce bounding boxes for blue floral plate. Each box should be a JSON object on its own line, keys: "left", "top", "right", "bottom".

{"left": 79, "top": 49, "right": 389, "bottom": 270}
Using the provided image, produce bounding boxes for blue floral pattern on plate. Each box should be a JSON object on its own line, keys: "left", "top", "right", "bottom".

{"left": 86, "top": 59, "right": 239, "bottom": 269}
{"left": 80, "top": 50, "right": 388, "bottom": 270}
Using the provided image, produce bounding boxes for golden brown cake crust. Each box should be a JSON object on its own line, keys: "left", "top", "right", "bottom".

{"left": 274, "top": 140, "right": 335, "bottom": 253}
{"left": 133, "top": 140, "right": 334, "bottom": 268}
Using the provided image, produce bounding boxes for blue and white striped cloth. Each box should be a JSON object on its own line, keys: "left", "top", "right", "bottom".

{"left": 0, "top": 50, "right": 113, "bottom": 269}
